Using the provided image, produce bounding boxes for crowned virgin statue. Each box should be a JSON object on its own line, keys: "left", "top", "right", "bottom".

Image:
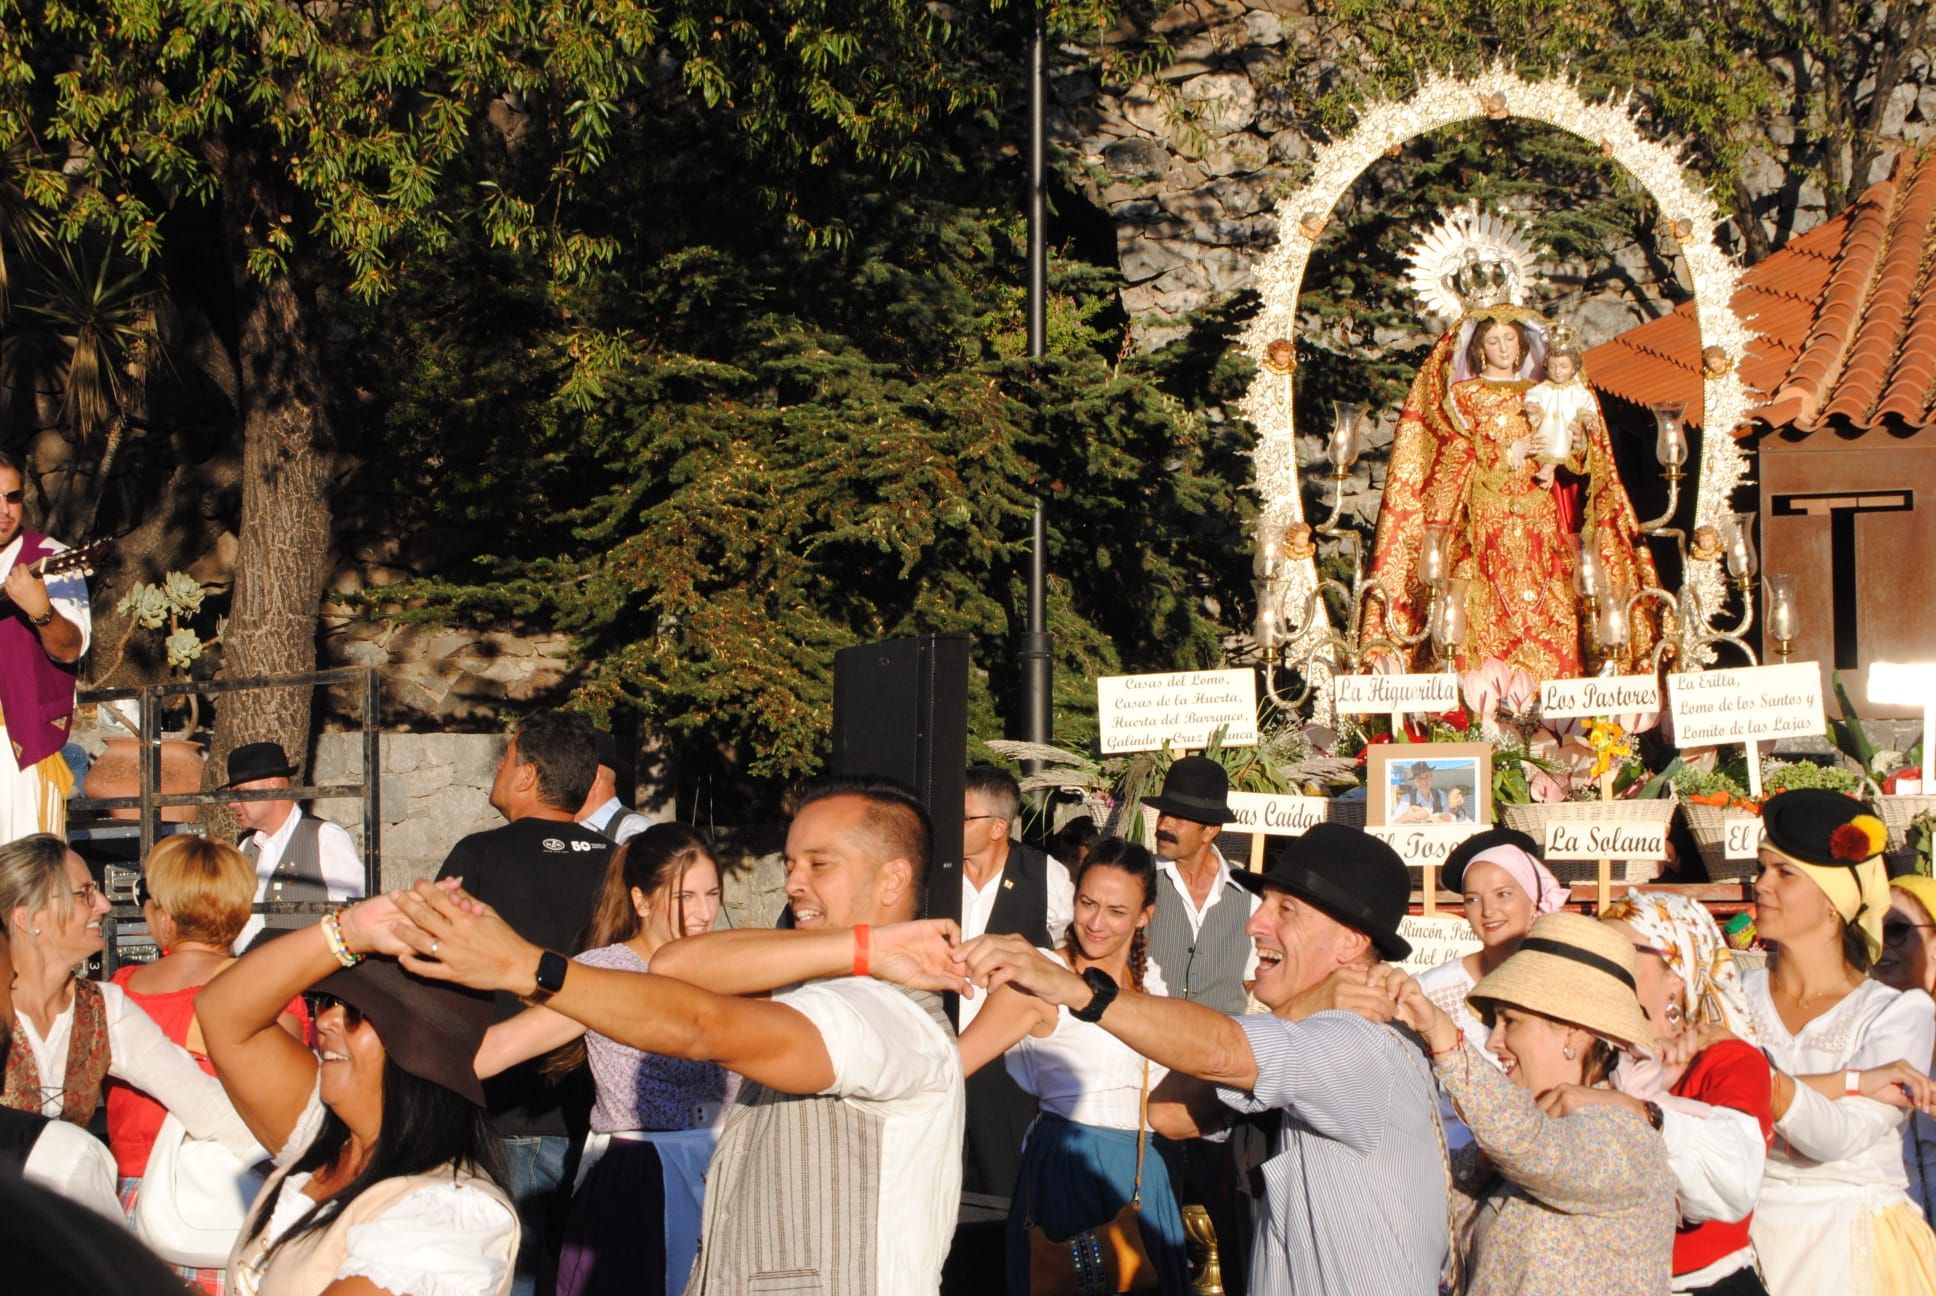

{"left": 1359, "top": 208, "right": 1661, "bottom": 680}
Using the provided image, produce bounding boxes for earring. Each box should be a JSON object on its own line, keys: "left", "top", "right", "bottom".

{"left": 1563, "top": 1045, "right": 1576, "bottom": 1060}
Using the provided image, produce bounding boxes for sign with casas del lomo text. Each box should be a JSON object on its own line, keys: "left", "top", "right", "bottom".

{"left": 1543, "top": 817, "right": 1669, "bottom": 861}
{"left": 1096, "top": 669, "right": 1259, "bottom": 755}
{"left": 1539, "top": 675, "right": 1662, "bottom": 720}
{"left": 1334, "top": 672, "right": 1460, "bottom": 716}
{"left": 1666, "top": 663, "right": 1825, "bottom": 746}
{"left": 1225, "top": 792, "right": 1334, "bottom": 838}
{"left": 1364, "top": 822, "right": 1483, "bottom": 868}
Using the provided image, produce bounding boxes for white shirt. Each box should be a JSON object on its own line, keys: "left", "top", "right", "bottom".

{"left": 234, "top": 806, "right": 366, "bottom": 951}
{"left": 579, "top": 797, "right": 652, "bottom": 843}
{"left": 22, "top": 1118, "right": 120, "bottom": 1220}
{"left": 0, "top": 533, "right": 93, "bottom": 657}
{"left": 956, "top": 849, "right": 1074, "bottom": 1028}
{"left": 1745, "top": 971, "right": 1935, "bottom": 1296}
{"left": 777, "top": 977, "right": 964, "bottom": 1294}
{"left": 11, "top": 981, "right": 259, "bottom": 1160}
{"left": 1154, "top": 848, "right": 1260, "bottom": 982}
{"left": 1005, "top": 950, "right": 1169, "bottom": 1129}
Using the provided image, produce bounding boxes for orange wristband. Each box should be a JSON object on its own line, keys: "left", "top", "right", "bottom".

{"left": 853, "top": 924, "right": 871, "bottom": 977}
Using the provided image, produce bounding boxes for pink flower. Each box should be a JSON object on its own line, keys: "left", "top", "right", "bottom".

{"left": 1460, "top": 657, "right": 1538, "bottom": 740}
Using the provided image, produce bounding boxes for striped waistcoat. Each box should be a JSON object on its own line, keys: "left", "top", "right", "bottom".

{"left": 685, "top": 986, "right": 953, "bottom": 1295}
{"left": 1146, "top": 868, "right": 1253, "bottom": 1015}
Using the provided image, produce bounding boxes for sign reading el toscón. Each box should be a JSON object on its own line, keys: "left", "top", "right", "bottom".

{"left": 1095, "top": 669, "right": 1259, "bottom": 755}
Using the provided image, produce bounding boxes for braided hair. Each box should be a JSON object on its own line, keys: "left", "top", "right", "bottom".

{"left": 1061, "top": 836, "right": 1158, "bottom": 992}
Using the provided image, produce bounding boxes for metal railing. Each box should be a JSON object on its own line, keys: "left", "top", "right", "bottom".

{"left": 72, "top": 667, "right": 382, "bottom": 972}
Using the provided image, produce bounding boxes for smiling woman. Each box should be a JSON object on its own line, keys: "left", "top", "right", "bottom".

{"left": 0, "top": 835, "right": 258, "bottom": 1170}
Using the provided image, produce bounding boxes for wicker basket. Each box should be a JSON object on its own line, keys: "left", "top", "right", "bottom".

{"left": 1876, "top": 794, "right": 1936, "bottom": 850}
{"left": 1498, "top": 799, "right": 1677, "bottom": 887}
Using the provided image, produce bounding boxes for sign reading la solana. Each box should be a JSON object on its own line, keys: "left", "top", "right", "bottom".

{"left": 1096, "top": 669, "right": 1259, "bottom": 755}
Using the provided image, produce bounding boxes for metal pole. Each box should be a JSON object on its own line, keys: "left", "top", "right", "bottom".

{"left": 1019, "top": 5, "right": 1053, "bottom": 769}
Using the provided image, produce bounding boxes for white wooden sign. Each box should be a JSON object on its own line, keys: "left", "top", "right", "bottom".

{"left": 1334, "top": 672, "right": 1461, "bottom": 716}
{"left": 1226, "top": 792, "right": 1333, "bottom": 838}
{"left": 1724, "top": 815, "right": 1763, "bottom": 861}
{"left": 1868, "top": 661, "right": 1936, "bottom": 785}
{"left": 1544, "top": 817, "right": 1669, "bottom": 861}
{"left": 1364, "top": 822, "right": 1484, "bottom": 868}
{"left": 1096, "top": 669, "right": 1259, "bottom": 754}
{"left": 1667, "top": 663, "right": 1825, "bottom": 747}
{"left": 1540, "top": 675, "right": 1662, "bottom": 720}
{"left": 1396, "top": 914, "right": 1482, "bottom": 977}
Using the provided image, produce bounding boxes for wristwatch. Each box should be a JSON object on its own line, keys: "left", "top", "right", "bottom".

{"left": 1642, "top": 1100, "right": 1665, "bottom": 1132}
{"left": 1070, "top": 967, "right": 1119, "bottom": 1023}
{"left": 532, "top": 950, "right": 570, "bottom": 999}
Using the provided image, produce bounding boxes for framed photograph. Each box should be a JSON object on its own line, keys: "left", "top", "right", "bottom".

{"left": 1366, "top": 743, "right": 1492, "bottom": 828}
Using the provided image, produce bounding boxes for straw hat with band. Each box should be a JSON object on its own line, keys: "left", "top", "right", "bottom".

{"left": 1759, "top": 788, "right": 1891, "bottom": 961}
{"left": 1467, "top": 911, "right": 1654, "bottom": 1052}
{"left": 312, "top": 957, "right": 496, "bottom": 1105}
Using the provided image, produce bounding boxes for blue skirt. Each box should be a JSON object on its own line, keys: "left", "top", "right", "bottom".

{"left": 1005, "top": 1113, "right": 1192, "bottom": 1295}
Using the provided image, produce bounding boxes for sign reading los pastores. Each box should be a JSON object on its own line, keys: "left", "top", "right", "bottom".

{"left": 1334, "top": 673, "right": 1461, "bottom": 716}
{"left": 1095, "top": 669, "right": 1259, "bottom": 755}
{"left": 1539, "top": 675, "right": 1662, "bottom": 720}
{"left": 1225, "top": 792, "right": 1335, "bottom": 838}
{"left": 1667, "top": 663, "right": 1824, "bottom": 746}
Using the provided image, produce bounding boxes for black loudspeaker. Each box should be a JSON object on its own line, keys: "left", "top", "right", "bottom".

{"left": 831, "top": 634, "right": 970, "bottom": 888}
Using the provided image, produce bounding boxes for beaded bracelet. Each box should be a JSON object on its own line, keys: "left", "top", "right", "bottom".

{"left": 321, "top": 908, "right": 364, "bottom": 967}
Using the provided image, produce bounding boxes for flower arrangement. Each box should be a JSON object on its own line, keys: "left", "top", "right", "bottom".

{"left": 1671, "top": 758, "right": 1861, "bottom": 813}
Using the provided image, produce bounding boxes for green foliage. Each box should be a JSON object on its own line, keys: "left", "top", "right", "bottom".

{"left": 1671, "top": 758, "right": 1862, "bottom": 804}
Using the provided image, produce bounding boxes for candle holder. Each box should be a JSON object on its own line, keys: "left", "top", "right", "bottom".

{"left": 1765, "top": 572, "right": 1799, "bottom": 662}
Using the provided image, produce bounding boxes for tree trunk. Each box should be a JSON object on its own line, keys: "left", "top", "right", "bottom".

{"left": 200, "top": 129, "right": 335, "bottom": 807}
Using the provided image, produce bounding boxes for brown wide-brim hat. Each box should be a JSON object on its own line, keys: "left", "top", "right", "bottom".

{"left": 1141, "top": 755, "right": 1237, "bottom": 825}
{"left": 313, "top": 957, "right": 496, "bottom": 1105}
{"left": 1468, "top": 911, "right": 1654, "bottom": 1051}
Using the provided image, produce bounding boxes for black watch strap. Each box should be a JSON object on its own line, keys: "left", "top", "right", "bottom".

{"left": 1070, "top": 967, "right": 1119, "bottom": 1023}
{"left": 533, "top": 949, "right": 570, "bottom": 998}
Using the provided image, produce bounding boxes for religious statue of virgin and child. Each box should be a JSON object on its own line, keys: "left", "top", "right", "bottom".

{"left": 1359, "top": 209, "right": 1662, "bottom": 682}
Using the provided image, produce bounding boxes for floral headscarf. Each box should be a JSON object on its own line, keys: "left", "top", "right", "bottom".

{"left": 1600, "top": 889, "right": 1757, "bottom": 1043}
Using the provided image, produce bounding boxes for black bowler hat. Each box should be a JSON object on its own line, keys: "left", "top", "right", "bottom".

{"left": 312, "top": 957, "right": 496, "bottom": 1105}
{"left": 1141, "top": 756, "right": 1237, "bottom": 825}
{"left": 1441, "top": 826, "right": 1543, "bottom": 894}
{"left": 592, "top": 730, "right": 620, "bottom": 770}
{"left": 221, "top": 741, "right": 301, "bottom": 788}
{"left": 1235, "top": 822, "right": 1412, "bottom": 960}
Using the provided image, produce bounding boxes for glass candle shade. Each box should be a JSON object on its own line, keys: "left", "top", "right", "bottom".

{"left": 1419, "top": 525, "right": 1449, "bottom": 585}
{"left": 1573, "top": 536, "right": 1606, "bottom": 601}
{"left": 1725, "top": 512, "right": 1760, "bottom": 582}
{"left": 1432, "top": 578, "right": 1470, "bottom": 653}
{"left": 1765, "top": 573, "right": 1799, "bottom": 644}
{"left": 1329, "top": 402, "right": 1364, "bottom": 471}
{"left": 1652, "top": 402, "right": 1688, "bottom": 469}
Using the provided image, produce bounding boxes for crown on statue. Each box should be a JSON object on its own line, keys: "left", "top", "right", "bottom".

{"left": 1449, "top": 252, "right": 1518, "bottom": 311}
{"left": 1546, "top": 321, "right": 1582, "bottom": 356}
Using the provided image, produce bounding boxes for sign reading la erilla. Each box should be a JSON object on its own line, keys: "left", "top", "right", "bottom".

{"left": 1095, "top": 669, "right": 1259, "bottom": 755}
{"left": 1667, "top": 663, "right": 1825, "bottom": 746}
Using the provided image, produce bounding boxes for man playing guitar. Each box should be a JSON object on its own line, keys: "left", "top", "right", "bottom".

{"left": 0, "top": 451, "right": 91, "bottom": 840}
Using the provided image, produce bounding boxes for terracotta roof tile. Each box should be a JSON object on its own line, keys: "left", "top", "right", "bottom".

{"left": 1584, "top": 149, "right": 1936, "bottom": 435}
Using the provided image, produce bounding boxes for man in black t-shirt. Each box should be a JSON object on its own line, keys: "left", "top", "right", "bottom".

{"left": 435, "top": 708, "right": 609, "bottom": 1296}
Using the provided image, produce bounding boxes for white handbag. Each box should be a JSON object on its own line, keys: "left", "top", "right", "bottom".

{"left": 133, "top": 1110, "right": 269, "bottom": 1268}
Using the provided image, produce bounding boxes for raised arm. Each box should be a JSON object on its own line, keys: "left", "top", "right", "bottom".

{"left": 392, "top": 882, "right": 838, "bottom": 1095}
{"left": 956, "top": 983, "right": 1055, "bottom": 1078}
{"left": 959, "top": 934, "right": 1258, "bottom": 1088}
{"left": 647, "top": 921, "right": 965, "bottom": 997}
{"left": 475, "top": 1004, "right": 587, "bottom": 1080}
{"left": 198, "top": 896, "right": 405, "bottom": 1154}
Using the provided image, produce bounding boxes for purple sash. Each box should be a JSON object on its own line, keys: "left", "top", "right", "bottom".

{"left": 1, "top": 531, "right": 81, "bottom": 768}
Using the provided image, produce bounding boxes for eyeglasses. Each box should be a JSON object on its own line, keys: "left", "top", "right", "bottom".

{"left": 1883, "top": 920, "right": 1936, "bottom": 948}
{"left": 962, "top": 815, "right": 999, "bottom": 823}
{"left": 0, "top": 489, "right": 23, "bottom": 505}
{"left": 303, "top": 992, "right": 364, "bottom": 1027}
{"left": 134, "top": 876, "right": 152, "bottom": 907}
{"left": 70, "top": 881, "right": 101, "bottom": 905}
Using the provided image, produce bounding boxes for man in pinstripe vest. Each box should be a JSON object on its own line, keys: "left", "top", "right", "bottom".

{"left": 392, "top": 778, "right": 969, "bottom": 1295}
{"left": 962, "top": 823, "right": 1450, "bottom": 1295}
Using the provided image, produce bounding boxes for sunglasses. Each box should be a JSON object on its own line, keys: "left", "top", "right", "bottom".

{"left": 134, "top": 875, "right": 152, "bottom": 908}
{"left": 1883, "top": 920, "right": 1936, "bottom": 948}
{"left": 0, "top": 489, "right": 23, "bottom": 505}
{"left": 303, "top": 992, "right": 364, "bottom": 1027}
